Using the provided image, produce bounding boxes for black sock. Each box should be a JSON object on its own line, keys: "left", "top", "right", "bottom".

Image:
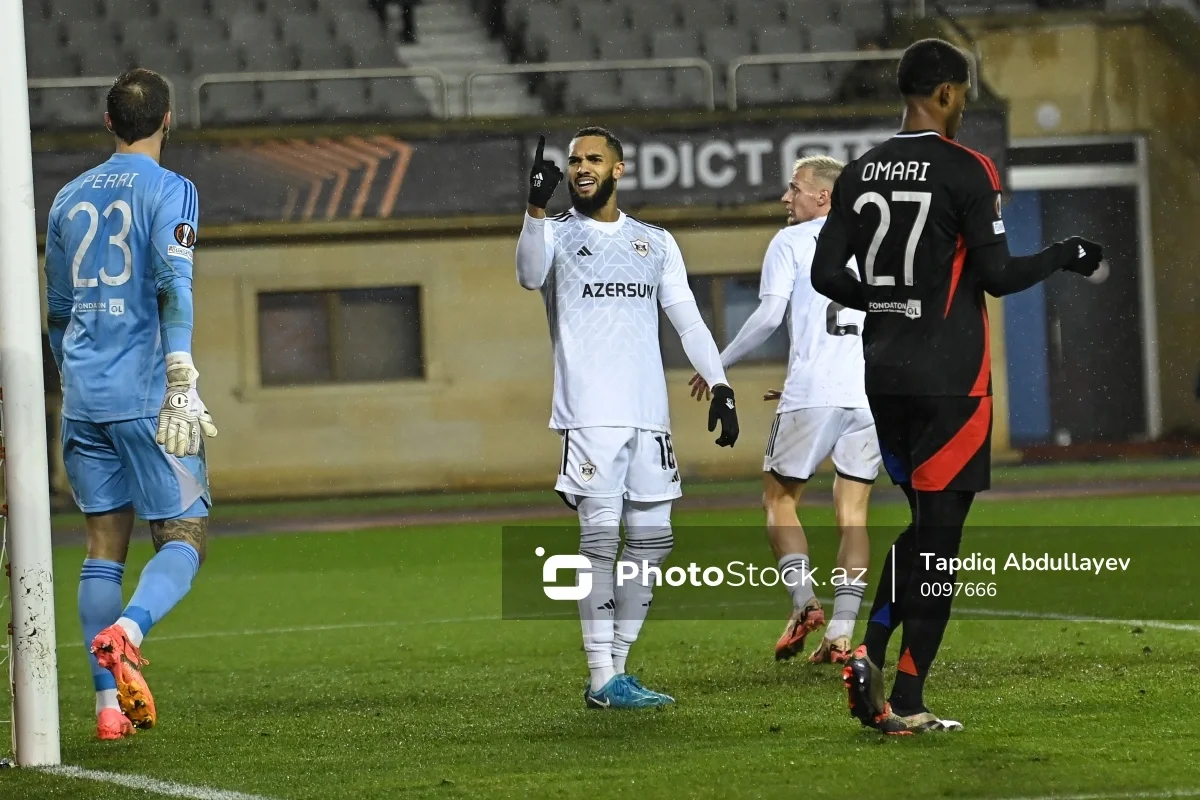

{"left": 889, "top": 489, "right": 974, "bottom": 715}
{"left": 862, "top": 484, "right": 916, "bottom": 667}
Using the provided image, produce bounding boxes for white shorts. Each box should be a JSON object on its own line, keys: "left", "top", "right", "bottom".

{"left": 763, "top": 408, "right": 881, "bottom": 483}
{"left": 555, "top": 427, "right": 683, "bottom": 507}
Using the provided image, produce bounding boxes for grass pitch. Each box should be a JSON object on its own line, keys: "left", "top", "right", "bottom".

{"left": 5, "top": 474, "right": 1200, "bottom": 799}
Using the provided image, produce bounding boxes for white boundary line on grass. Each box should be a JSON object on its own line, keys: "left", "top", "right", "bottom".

{"left": 42, "top": 765, "right": 276, "bottom": 799}
{"left": 998, "top": 790, "right": 1200, "bottom": 800}
{"left": 52, "top": 605, "right": 1200, "bottom": 652}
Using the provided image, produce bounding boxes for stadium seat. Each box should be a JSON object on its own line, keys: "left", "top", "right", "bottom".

{"left": 835, "top": 0, "right": 887, "bottom": 41}
{"left": 651, "top": 30, "right": 701, "bottom": 59}
{"left": 809, "top": 23, "right": 857, "bottom": 53}
{"left": 314, "top": 79, "right": 370, "bottom": 120}
{"left": 170, "top": 16, "right": 228, "bottom": 47}
{"left": 209, "top": 0, "right": 262, "bottom": 20}
{"left": 282, "top": 16, "right": 334, "bottom": 48}
{"left": 730, "top": 0, "right": 784, "bottom": 27}
{"left": 677, "top": 0, "right": 729, "bottom": 31}
{"left": 27, "top": 47, "right": 79, "bottom": 79}
{"left": 77, "top": 47, "right": 129, "bottom": 77}
{"left": 260, "top": 82, "right": 315, "bottom": 121}
{"left": 598, "top": 34, "right": 646, "bottom": 61}
{"left": 735, "top": 64, "right": 780, "bottom": 106}
{"left": 623, "top": 70, "right": 676, "bottom": 109}
{"left": 242, "top": 43, "right": 297, "bottom": 71}
{"left": 129, "top": 43, "right": 188, "bottom": 76}
{"left": 572, "top": 1, "right": 620, "bottom": 34}
{"left": 347, "top": 40, "right": 397, "bottom": 69}
{"left": 525, "top": 6, "right": 573, "bottom": 56}
{"left": 626, "top": 1, "right": 679, "bottom": 32}
{"left": 369, "top": 80, "right": 433, "bottom": 118}
{"left": 544, "top": 36, "right": 594, "bottom": 62}
{"left": 295, "top": 43, "right": 352, "bottom": 71}
{"left": 756, "top": 28, "right": 806, "bottom": 56}
{"left": 188, "top": 42, "right": 242, "bottom": 75}
{"left": 782, "top": 0, "right": 837, "bottom": 27}
{"left": 330, "top": 8, "right": 381, "bottom": 43}
{"left": 102, "top": 0, "right": 155, "bottom": 18}
{"left": 64, "top": 17, "right": 118, "bottom": 52}
{"left": 201, "top": 82, "right": 260, "bottom": 124}
{"left": 39, "top": 87, "right": 106, "bottom": 127}
{"left": 228, "top": 11, "right": 279, "bottom": 46}
{"left": 562, "top": 72, "right": 624, "bottom": 112}
{"left": 777, "top": 63, "right": 836, "bottom": 102}
{"left": 118, "top": 18, "right": 171, "bottom": 50}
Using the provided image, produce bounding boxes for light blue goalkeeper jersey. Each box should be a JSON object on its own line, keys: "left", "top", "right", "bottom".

{"left": 44, "top": 152, "right": 198, "bottom": 423}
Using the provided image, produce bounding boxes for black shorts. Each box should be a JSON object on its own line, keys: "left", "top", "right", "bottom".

{"left": 867, "top": 395, "right": 992, "bottom": 493}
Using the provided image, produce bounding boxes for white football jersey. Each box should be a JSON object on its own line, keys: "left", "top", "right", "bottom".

{"left": 536, "top": 208, "right": 694, "bottom": 432}
{"left": 760, "top": 216, "right": 869, "bottom": 412}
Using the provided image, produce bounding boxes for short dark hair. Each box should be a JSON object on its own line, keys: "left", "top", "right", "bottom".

{"left": 106, "top": 69, "right": 171, "bottom": 145}
{"left": 572, "top": 126, "right": 623, "bottom": 161}
{"left": 896, "top": 39, "right": 970, "bottom": 97}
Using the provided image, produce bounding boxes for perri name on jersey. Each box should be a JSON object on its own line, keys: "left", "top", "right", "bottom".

{"left": 861, "top": 161, "right": 930, "bottom": 182}
{"left": 80, "top": 172, "right": 138, "bottom": 189}
{"left": 581, "top": 282, "right": 656, "bottom": 299}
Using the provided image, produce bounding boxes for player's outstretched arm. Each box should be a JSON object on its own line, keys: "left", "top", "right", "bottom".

{"left": 689, "top": 295, "right": 787, "bottom": 401}
{"left": 972, "top": 237, "right": 1103, "bottom": 297}
{"left": 516, "top": 134, "right": 563, "bottom": 290}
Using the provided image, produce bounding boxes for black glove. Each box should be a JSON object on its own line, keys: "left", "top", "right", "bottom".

{"left": 708, "top": 384, "right": 739, "bottom": 448}
{"left": 528, "top": 135, "right": 564, "bottom": 209}
{"left": 1061, "top": 236, "right": 1103, "bottom": 277}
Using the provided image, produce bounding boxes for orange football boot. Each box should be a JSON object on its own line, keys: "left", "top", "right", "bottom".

{"left": 96, "top": 707, "right": 134, "bottom": 740}
{"left": 808, "top": 635, "right": 853, "bottom": 664}
{"left": 774, "top": 598, "right": 825, "bottom": 661}
{"left": 91, "top": 624, "right": 156, "bottom": 729}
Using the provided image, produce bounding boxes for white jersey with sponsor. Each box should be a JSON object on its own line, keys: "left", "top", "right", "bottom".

{"left": 760, "top": 216, "right": 869, "bottom": 412}
{"left": 537, "top": 208, "right": 694, "bottom": 432}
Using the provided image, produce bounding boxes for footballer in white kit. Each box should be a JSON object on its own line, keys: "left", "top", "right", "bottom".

{"left": 691, "top": 156, "right": 880, "bottom": 665}
{"left": 516, "top": 127, "right": 739, "bottom": 710}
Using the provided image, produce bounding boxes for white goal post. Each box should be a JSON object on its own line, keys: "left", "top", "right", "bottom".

{"left": 0, "top": 0, "right": 62, "bottom": 767}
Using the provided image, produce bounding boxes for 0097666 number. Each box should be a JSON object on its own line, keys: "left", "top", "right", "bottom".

{"left": 920, "top": 582, "right": 997, "bottom": 597}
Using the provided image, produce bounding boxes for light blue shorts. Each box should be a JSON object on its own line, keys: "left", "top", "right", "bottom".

{"left": 61, "top": 416, "right": 210, "bottom": 521}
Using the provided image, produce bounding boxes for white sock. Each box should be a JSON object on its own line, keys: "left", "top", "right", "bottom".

{"left": 116, "top": 616, "right": 144, "bottom": 647}
{"left": 613, "top": 500, "right": 674, "bottom": 675}
{"left": 778, "top": 552, "right": 815, "bottom": 611}
{"left": 576, "top": 496, "right": 622, "bottom": 693}
{"left": 95, "top": 689, "right": 119, "bottom": 715}
{"left": 827, "top": 582, "right": 867, "bottom": 640}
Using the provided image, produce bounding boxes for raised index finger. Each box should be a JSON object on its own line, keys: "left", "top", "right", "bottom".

{"left": 535, "top": 135, "right": 545, "bottom": 163}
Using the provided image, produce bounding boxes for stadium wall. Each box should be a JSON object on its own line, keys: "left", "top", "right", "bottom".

{"left": 952, "top": 12, "right": 1200, "bottom": 437}
{"left": 57, "top": 228, "right": 1004, "bottom": 499}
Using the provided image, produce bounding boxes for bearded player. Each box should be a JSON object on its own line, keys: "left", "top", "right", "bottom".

{"left": 44, "top": 69, "right": 217, "bottom": 740}
{"left": 516, "top": 127, "right": 739, "bottom": 709}
{"left": 811, "top": 39, "right": 1104, "bottom": 734}
{"left": 691, "top": 155, "right": 878, "bottom": 666}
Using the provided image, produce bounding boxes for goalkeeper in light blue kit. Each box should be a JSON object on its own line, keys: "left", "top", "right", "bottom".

{"left": 43, "top": 69, "right": 217, "bottom": 741}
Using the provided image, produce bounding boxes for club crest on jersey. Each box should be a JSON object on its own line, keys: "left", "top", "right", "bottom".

{"left": 174, "top": 222, "right": 196, "bottom": 248}
{"left": 108, "top": 298, "right": 125, "bottom": 316}
{"left": 632, "top": 238, "right": 650, "bottom": 257}
{"left": 579, "top": 461, "right": 597, "bottom": 482}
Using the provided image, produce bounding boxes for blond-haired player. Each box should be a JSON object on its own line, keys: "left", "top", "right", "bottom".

{"left": 691, "top": 155, "right": 878, "bottom": 664}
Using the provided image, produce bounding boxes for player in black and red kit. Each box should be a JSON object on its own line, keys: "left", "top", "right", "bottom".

{"left": 811, "top": 38, "right": 1104, "bottom": 734}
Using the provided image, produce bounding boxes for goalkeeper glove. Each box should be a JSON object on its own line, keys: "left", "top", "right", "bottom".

{"left": 1061, "top": 236, "right": 1104, "bottom": 277}
{"left": 528, "top": 134, "right": 564, "bottom": 209}
{"left": 708, "top": 384, "right": 739, "bottom": 448}
{"left": 156, "top": 352, "right": 218, "bottom": 458}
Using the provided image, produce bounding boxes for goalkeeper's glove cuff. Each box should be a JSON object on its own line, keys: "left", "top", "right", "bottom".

{"left": 165, "top": 351, "right": 199, "bottom": 388}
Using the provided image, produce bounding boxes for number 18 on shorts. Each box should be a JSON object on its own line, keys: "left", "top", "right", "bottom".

{"left": 555, "top": 427, "right": 684, "bottom": 507}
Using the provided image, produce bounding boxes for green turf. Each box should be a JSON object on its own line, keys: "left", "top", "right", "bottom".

{"left": 6, "top": 492, "right": 1200, "bottom": 799}
{"left": 46, "top": 457, "right": 1200, "bottom": 532}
